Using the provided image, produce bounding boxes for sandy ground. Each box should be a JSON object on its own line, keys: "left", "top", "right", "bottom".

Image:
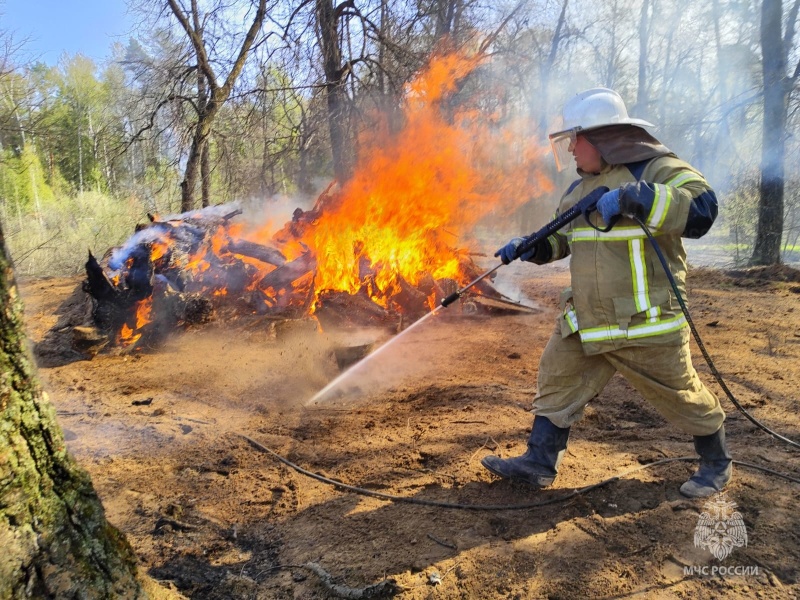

{"left": 18, "top": 260, "right": 800, "bottom": 599}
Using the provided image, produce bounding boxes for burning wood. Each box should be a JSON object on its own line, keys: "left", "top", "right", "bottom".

{"left": 80, "top": 190, "right": 519, "bottom": 352}
{"left": 225, "top": 239, "right": 287, "bottom": 267}
{"left": 78, "top": 51, "right": 556, "bottom": 353}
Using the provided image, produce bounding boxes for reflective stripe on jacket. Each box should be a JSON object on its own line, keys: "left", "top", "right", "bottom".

{"left": 536, "top": 154, "right": 717, "bottom": 355}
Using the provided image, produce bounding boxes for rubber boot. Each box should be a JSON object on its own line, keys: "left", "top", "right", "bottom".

{"left": 680, "top": 425, "right": 733, "bottom": 498}
{"left": 481, "top": 416, "right": 570, "bottom": 487}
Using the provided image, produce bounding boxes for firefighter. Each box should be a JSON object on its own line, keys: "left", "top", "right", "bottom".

{"left": 482, "top": 87, "right": 730, "bottom": 498}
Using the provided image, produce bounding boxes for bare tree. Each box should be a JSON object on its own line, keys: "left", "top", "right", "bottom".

{"left": 634, "top": 0, "right": 651, "bottom": 116}
{"left": 536, "top": 0, "right": 570, "bottom": 132}
{"left": 191, "top": 3, "right": 212, "bottom": 206}
{"left": 316, "top": 0, "right": 355, "bottom": 183}
{"left": 166, "top": 0, "right": 268, "bottom": 211}
{"left": 433, "top": 0, "right": 460, "bottom": 38}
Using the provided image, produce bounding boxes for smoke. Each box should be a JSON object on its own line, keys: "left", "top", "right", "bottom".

{"left": 483, "top": 0, "right": 800, "bottom": 266}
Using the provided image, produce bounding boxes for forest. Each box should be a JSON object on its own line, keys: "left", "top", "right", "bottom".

{"left": 2, "top": 0, "right": 800, "bottom": 276}
{"left": 2, "top": 1, "right": 800, "bottom": 599}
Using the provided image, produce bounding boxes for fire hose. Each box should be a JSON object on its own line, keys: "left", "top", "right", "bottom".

{"left": 441, "top": 185, "right": 799, "bottom": 450}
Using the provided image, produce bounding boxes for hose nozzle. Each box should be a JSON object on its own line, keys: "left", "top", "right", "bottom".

{"left": 441, "top": 291, "right": 461, "bottom": 307}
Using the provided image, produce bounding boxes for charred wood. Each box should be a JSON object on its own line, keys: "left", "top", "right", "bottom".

{"left": 226, "top": 239, "right": 286, "bottom": 267}
{"left": 385, "top": 275, "right": 429, "bottom": 318}
{"left": 84, "top": 251, "right": 121, "bottom": 305}
{"left": 416, "top": 273, "right": 449, "bottom": 306}
{"left": 314, "top": 288, "right": 398, "bottom": 331}
{"left": 258, "top": 252, "right": 316, "bottom": 292}
{"left": 84, "top": 251, "right": 149, "bottom": 334}
{"left": 71, "top": 326, "right": 109, "bottom": 358}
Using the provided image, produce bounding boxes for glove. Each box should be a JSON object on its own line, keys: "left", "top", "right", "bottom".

{"left": 596, "top": 188, "right": 621, "bottom": 223}
{"left": 618, "top": 182, "right": 653, "bottom": 220}
{"left": 597, "top": 183, "right": 654, "bottom": 224}
{"left": 494, "top": 237, "right": 536, "bottom": 265}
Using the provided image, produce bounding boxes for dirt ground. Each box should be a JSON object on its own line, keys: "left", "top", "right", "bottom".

{"left": 18, "top": 260, "right": 800, "bottom": 599}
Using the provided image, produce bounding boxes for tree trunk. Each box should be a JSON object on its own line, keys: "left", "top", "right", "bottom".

{"left": 316, "top": 0, "right": 353, "bottom": 183}
{"left": 434, "top": 0, "right": 458, "bottom": 39}
{"left": 200, "top": 134, "right": 211, "bottom": 208}
{"left": 537, "top": 0, "right": 569, "bottom": 133}
{"left": 194, "top": 3, "right": 212, "bottom": 209}
{"left": 0, "top": 224, "right": 145, "bottom": 598}
{"left": 752, "top": 0, "right": 786, "bottom": 265}
{"left": 171, "top": 0, "right": 267, "bottom": 211}
{"left": 78, "top": 120, "right": 84, "bottom": 194}
{"left": 180, "top": 127, "right": 208, "bottom": 212}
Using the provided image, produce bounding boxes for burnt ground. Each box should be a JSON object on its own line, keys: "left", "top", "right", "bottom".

{"left": 18, "top": 261, "right": 800, "bottom": 599}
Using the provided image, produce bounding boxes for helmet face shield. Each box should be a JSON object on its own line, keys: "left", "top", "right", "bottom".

{"left": 549, "top": 127, "right": 579, "bottom": 172}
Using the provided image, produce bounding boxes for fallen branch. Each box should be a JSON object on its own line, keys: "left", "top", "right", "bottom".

{"left": 154, "top": 517, "right": 199, "bottom": 533}
{"left": 226, "top": 238, "right": 286, "bottom": 266}
{"left": 426, "top": 533, "right": 456, "bottom": 550}
{"left": 305, "top": 562, "right": 400, "bottom": 599}
{"left": 263, "top": 562, "right": 400, "bottom": 598}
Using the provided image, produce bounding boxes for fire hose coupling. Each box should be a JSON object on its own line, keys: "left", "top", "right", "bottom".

{"left": 441, "top": 291, "right": 462, "bottom": 307}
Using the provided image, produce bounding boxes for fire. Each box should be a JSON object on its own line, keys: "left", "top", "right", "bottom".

{"left": 94, "top": 49, "right": 554, "bottom": 348}
{"left": 117, "top": 322, "right": 141, "bottom": 347}
{"left": 306, "top": 50, "right": 553, "bottom": 304}
{"left": 115, "top": 297, "right": 152, "bottom": 347}
{"left": 150, "top": 240, "right": 170, "bottom": 263}
{"left": 135, "top": 297, "right": 153, "bottom": 329}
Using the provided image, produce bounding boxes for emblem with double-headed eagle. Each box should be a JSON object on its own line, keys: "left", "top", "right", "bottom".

{"left": 694, "top": 493, "right": 747, "bottom": 560}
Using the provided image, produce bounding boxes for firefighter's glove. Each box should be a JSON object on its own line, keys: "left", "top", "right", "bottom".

{"left": 598, "top": 183, "right": 654, "bottom": 223}
{"left": 617, "top": 182, "right": 654, "bottom": 220}
{"left": 596, "top": 188, "right": 621, "bottom": 224}
{"left": 495, "top": 237, "right": 536, "bottom": 264}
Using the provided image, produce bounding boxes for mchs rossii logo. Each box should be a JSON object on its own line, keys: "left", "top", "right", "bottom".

{"left": 684, "top": 493, "right": 758, "bottom": 577}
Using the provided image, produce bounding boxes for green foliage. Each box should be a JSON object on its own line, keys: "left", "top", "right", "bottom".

{"left": 0, "top": 145, "right": 54, "bottom": 211}
{"left": 3, "top": 190, "right": 172, "bottom": 277}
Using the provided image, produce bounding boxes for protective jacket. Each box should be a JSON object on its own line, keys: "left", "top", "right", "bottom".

{"left": 530, "top": 154, "right": 718, "bottom": 356}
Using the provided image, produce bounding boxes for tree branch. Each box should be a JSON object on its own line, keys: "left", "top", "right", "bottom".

{"left": 224, "top": 0, "right": 268, "bottom": 94}
{"left": 166, "top": 0, "right": 218, "bottom": 87}
{"left": 334, "top": 0, "right": 356, "bottom": 20}
{"left": 478, "top": 0, "right": 531, "bottom": 56}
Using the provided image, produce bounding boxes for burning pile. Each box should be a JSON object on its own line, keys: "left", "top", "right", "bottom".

{"left": 83, "top": 51, "right": 554, "bottom": 350}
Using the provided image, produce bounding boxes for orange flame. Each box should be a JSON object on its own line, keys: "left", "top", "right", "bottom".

{"left": 115, "top": 297, "right": 152, "bottom": 347}
{"left": 105, "top": 49, "right": 555, "bottom": 347}
{"left": 135, "top": 297, "right": 153, "bottom": 329}
{"left": 307, "top": 50, "right": 553, "bottom": 301}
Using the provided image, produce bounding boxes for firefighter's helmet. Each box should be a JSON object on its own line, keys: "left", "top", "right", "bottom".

{"left": 549, "top": 88, "right": 654, "bottom": 171}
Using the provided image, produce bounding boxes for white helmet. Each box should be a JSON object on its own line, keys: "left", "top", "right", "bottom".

{"left": 549, "top": 88, "right": 654, "bottom": 171}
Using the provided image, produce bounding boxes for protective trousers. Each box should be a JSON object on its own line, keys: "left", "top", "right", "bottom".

{"left": 533, "top": 324, "right": 725, "bottom": 436}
